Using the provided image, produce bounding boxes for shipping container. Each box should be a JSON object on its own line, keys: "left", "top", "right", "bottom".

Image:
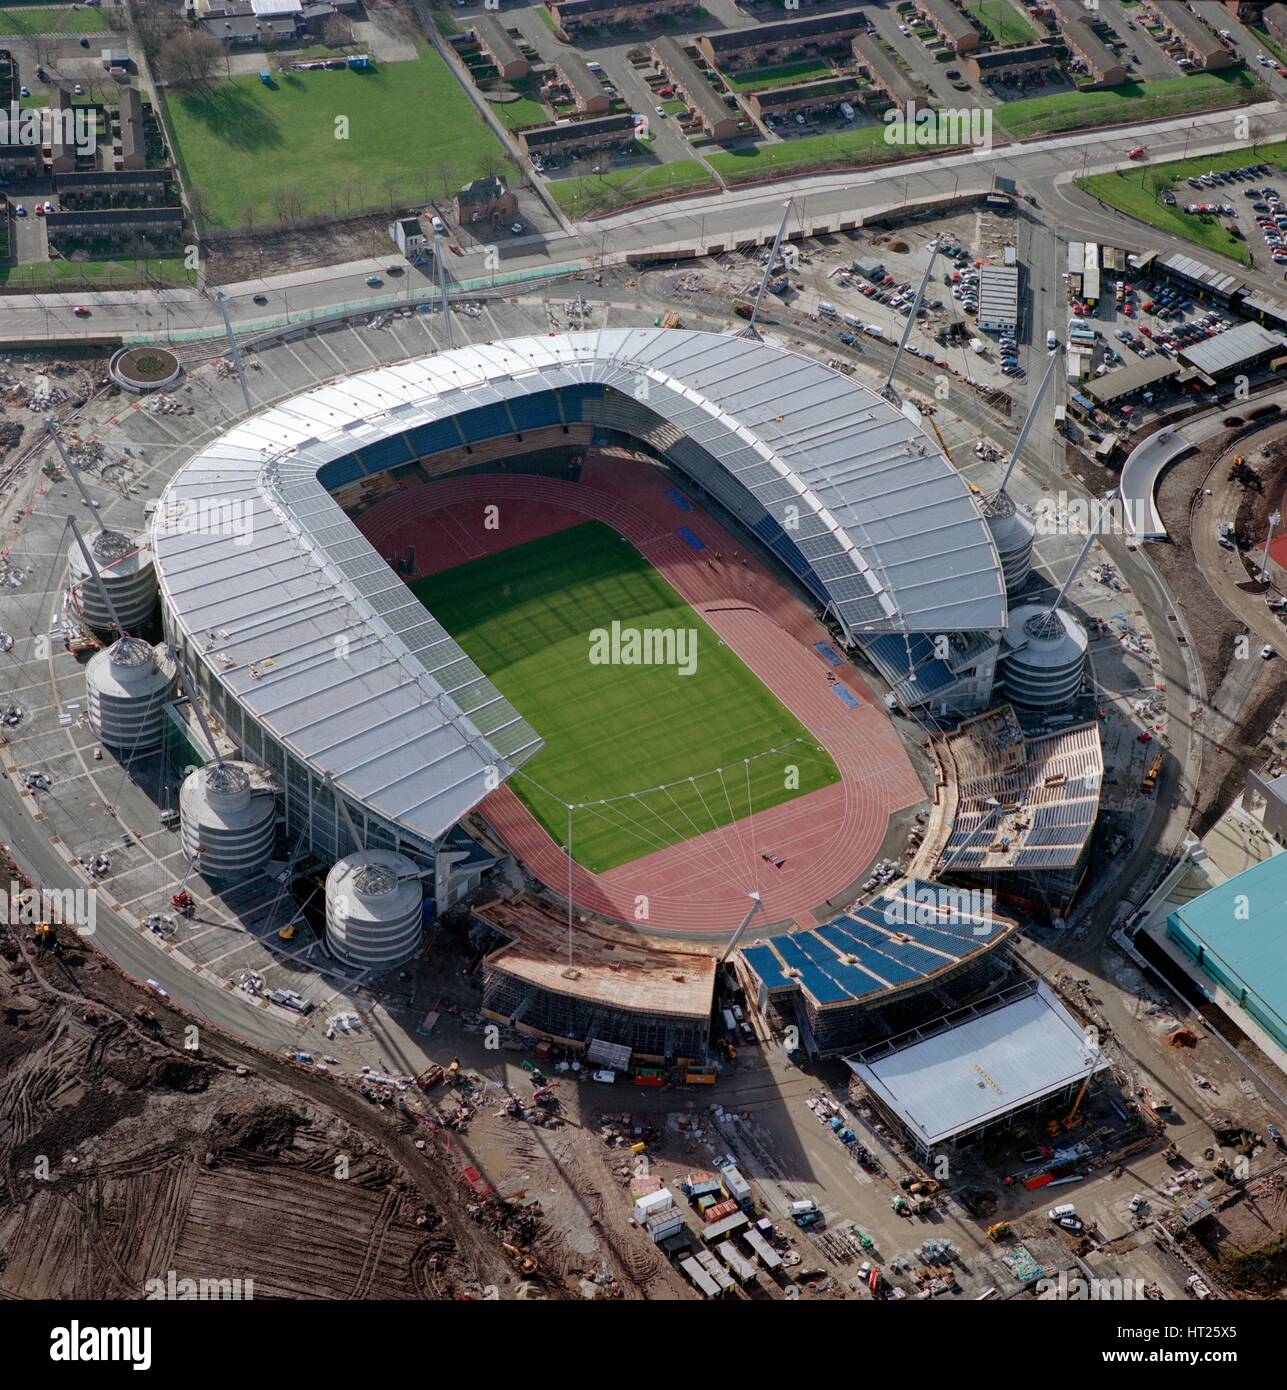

{"left": 743, "top": 1228, "right": 783, "bottom": 1272}
{"left": 704, "top": 1198, "right": 739, "bottom": 1224}
{"left": 700, "top": 1210, "right": 749, "bottom": 1243}
{"left": 717, "top": 1240, "right": 758, "bottom": 1285}
{"left": 694, "top": 1248, "right": 734, "bottom": 1294}
{"left": 684, "top": 1072, "right": 717, "bottom": 1085}
{"left": 680, "top": 1256, "right": 720, "bottom": 1298}
{"left": 718, "top": 1164, "right": 752, "bottom": 1207}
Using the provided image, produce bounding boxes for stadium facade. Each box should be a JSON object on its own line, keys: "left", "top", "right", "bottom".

{"left": 151, "top": 330, "right": 1009, "bottom": 882}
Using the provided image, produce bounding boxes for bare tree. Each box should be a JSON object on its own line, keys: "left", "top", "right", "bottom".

{"left": 322, "top": 15, "right": 356, "bottom": 49}
{"left": 156, "top": 32, "right": 222, "bottom": 88}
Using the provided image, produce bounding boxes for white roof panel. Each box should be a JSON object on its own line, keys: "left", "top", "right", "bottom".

{"left": 847, "top": 981, "right": 1109, "bottom": 1147}
{"left": 154, "top": 329, "right": 1003, "bottom": 845}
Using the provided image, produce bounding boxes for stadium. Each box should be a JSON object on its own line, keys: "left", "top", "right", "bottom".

{"left": 149, "top": 327, "right": 1032, "bottom": 1058}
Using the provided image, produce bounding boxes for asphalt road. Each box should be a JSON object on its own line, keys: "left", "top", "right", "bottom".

{"left": 2, "top": 101, "right": 1285, "bottom": 343}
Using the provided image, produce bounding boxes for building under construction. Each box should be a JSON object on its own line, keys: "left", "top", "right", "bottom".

{"left": 737, "top": 877, "right": 1021, "bottom": 1057}
{"left": 476, "top": 896, "right": 717, "bottom": 1065}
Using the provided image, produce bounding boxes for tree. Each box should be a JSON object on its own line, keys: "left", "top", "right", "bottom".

{"left": 322, "top": 15, "right": 356, "bottom": 49}
{"left": 156, "top": 31, "right": 221, "bottom": 88}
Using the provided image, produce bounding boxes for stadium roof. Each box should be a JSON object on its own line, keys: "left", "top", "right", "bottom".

{"left": 847, "top": 980, "right": 1110, "bottom": 1148}
{"left": 740, "top": 877, "right": 1016, "bottom": 1008}
{"left": 153, "top": 330, "right": 1003, "bottom": 847}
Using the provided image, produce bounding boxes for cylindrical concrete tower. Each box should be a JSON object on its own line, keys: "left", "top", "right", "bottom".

{"left": 179, "top": 761, "right": 277, "bottom": 880}
{"left": 325, "top": 851, "right": 423, "bottom": 970}
{"left": 980, "top": 491, "right": 1036, "bottom": 595}
{"left": 85, "top": 637, "right": 175, "bottom": 752}
{"left": 999, "top": 603, "right": 1088, "bottom": 711}
{"left": 69, "top": 529, "right": 158, "bottom": 633}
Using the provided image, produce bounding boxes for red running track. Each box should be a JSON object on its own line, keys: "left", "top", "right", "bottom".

{"left": 355, "top": 457, "right": 924, "bottom": 935}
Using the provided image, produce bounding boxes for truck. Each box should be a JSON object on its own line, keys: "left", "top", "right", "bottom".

{"left": 721, "top": 1007, "right": 737, "bottom": 1032}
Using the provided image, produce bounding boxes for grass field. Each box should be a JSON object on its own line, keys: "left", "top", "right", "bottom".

{"left": 0, "top": 4, "right": 110, "bottom": 31}
{"left": 966, "top": 0, "right": 1039, "bottom": 45}
{"left": 723, "top": 58, "right": 834, "bottom": 92}
{"left": 489, "top": 94, "right": 549, "bottom": 130}
{"left": 707, "top": 122, "right": 958, "bottom": 184}
{"left": 1077, "top": 140, "right": 1287, "bottom": 267}
{"left": 164, "top": 43, "right": 505, "bottom": 229}
{"left": 0, "top": 255, "right": 196, "bottom": 288}
{"left": 412, "top": 522, "right": 840, "bottom": 872}
{"left": 995, "top": 70, "right": 1264, "bottom": 140}
{"left": 549, "top": 159, "right": 716, "bottom": 214}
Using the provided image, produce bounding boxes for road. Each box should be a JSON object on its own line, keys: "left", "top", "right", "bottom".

{"left": 1, "top": 99, "right": 1285, "bottom": 343}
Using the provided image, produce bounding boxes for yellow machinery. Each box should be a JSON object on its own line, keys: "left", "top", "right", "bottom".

{"left": 1048, "top": 1076, "right": 1091, "bottom": 1135}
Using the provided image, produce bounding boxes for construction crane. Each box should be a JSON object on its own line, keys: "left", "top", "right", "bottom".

{"left": 1048, "top": 1075, "right": 1091, "bottom": 1134}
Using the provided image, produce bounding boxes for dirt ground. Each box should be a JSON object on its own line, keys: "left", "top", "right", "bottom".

{"left": 203, "top": 215, "right": 409, "bottom": 287}
{"left": 0, "top": 851, "right": 599, "bottom": 1300}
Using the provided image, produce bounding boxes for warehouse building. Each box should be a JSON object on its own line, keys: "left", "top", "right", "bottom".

{"left": 1141, "top": 0, "right": 1233, "bottom": 68}
{"left": 1083, "top": 355, "right": 1179, "bottom": 407}
{"left": 1176, "top": 320, "right": 1287, "bottom": 379}
{"left": 1165, "top": 854, "right": 1287, "bottom": 1065}
{"left": 652, "top": 36, "right": 740, "bottom": 139}
{"left": 1153, "top": 251, "right": 1244, "bottom": 305}
{"left": 908, "top": 0, "right": 981, "bottom": 56}
{"left": 1046, "top": 0, "right": 1128, "bottom": 85}
{"left": 851, "top": 32, "right": 920, "bottom": 106}
{"left": 696, "top": 8, "right": 869, "bottom": 70}
{"left": 519, "top": 111, "right": 637, "bottom": 157}
{"left": 746, "top": 77, "right": 861, "bottom": 122}
{"left": 847, "top": 979, "right": 1110, "bottom": 1158}
{"left": 471, "top": 14, "right": 529, "bottom": 80}
{"left": 965, "top": 42, "right": 1059, "bottom": 84}
{"left": 976, "top": 263, "right": 1020, "bottom": 332}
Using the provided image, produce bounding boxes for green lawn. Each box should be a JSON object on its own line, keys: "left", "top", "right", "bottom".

{"left": 1077, "top": 139, "right": 1287, "bottom": 268}
{"left": 708, "top": 121, "right": 960, "bottom": 184}
{"left": 723, "top": 58, "right": 834, "bottom": 92}
{"left": 966, "top": 0, "right": 1039, "bottom": 45}
{"left": 489, "top": 94, "right": 548, "bottom": 130}
{"left": 0, "top": 4, "right": 110, "bottom": 31}
{"left": 164, "top": 43, "right": 506, "bottom": 229}
{"left": 996, "top": 70, "right": 1265, "bottom": 140}
{"left": 549, "top": 159, "right": 716, "bottom": 214}
{"left": 412, "top": 523, "right": 839, "bottom": 872}
{"left": 0, "top": 255, "right": 196, "bottom": 289}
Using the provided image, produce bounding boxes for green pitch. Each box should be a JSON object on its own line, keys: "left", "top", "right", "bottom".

{"left": 411, "top": 522, "right": 840, "bottom": 873}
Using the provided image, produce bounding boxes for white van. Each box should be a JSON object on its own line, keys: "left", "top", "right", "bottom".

{"left": 863, "top": 324, "right": 884, "bottom": 338}
{"left": 818, "top": 301, "right": 838, "bottom": 317}
{"left": 790, "top": 1199, "right": 818, "bottom": 1216}
{"left": 839, "top": 102, "right": 855, "bottom": 121}
{"left": 1048, "top": 1203, "right": 1076, "bottom": 1220}
{"left": 1046, "top": 329, "right": 1058, "bottom": 351}
{"left": 842, "top": 312, "right": 863, "bottom": 328}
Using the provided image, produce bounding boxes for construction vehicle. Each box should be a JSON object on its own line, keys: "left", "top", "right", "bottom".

{"left": 987, "top": 1222, "right": 1011, "bottom": 1242}
{"left": 277, "top": 923, "right": 297, "bottom": 942}
{"left": 1047, "top": 1075, "right": 1090, "bottom": 1135}
{"left": 733, "top": 300, "right": 755, "bottom": 320}
{"left": 170, "top": 854, "right": 198, "bottom": 918}
{"left": 502, "top": 1243, "right": 537, "bottom": 1276}
{"left": 33, "top": 921, "right": 53, "bottom": 949}
{"left": 661, "top": 309, "right": 682, "bottom": 329}
{"left": 1141, "top": 752, "right": 1164, "bottom": 793}
{"left": 532, "top": 1081, "right": 560, "bottom": 1106}
{"left": 415, "top": 1064, "right": 445, "bottom": 1090}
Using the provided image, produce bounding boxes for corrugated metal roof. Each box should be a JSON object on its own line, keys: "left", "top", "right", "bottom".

{"left": 153, "top": 329, "right": 1002, "bottom": 846}
{"left": 848, "top": 981, "right": 1109, "bottom": 1146}
{"left": 1178, "top": 320, "right": 1287, "bottom": 376}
